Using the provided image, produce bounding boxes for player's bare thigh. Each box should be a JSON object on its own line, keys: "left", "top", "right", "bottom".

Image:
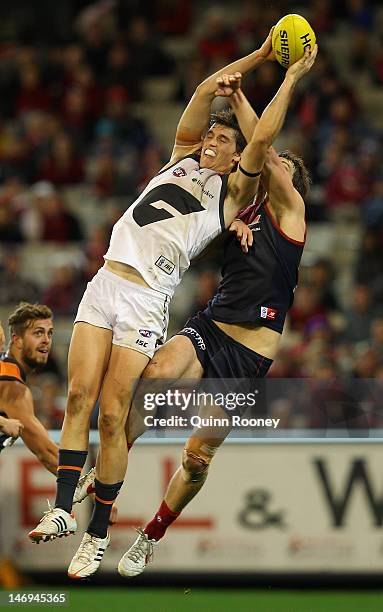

{"left": 61, "top": 322, "right": 113, "bottom": 448}
{"left": 67, "top": 322, "right": 112, "bottom": 401}
{"left": 127, "top": 335, "right": 203, "bottom": 444}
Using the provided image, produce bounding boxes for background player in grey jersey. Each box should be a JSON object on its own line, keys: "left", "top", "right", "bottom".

{"left": 118, "top": 46, "right": 317, "bottom": 578}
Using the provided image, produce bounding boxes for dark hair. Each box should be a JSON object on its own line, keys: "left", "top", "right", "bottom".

{"left": 279, "top": 150, "right": 311, "bottom": 198}
{"left": 209, "top": 108, "right": 246, "bottom": 153}
{"left": 8, "top": 302, "right": 53, "bottom": 337}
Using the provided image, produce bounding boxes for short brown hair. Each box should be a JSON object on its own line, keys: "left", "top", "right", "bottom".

{"left": 279, "top": 150, "right": 311, "bottom": 198}
{"left": 8, "top": 302, "right": 53, "bottom": 337}
{"left": 209, "top": 108, "right": 246, "bottom": 153}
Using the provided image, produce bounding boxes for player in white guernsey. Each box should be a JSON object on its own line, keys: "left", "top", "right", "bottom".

{"left": 116, "top": 46, "right": 318, "bottom": 577}
{"left": 104, "top": 155, "right": 231, "bottom": 296}
{"left": 30, "top": 28, "right": 290, "bottom": 579}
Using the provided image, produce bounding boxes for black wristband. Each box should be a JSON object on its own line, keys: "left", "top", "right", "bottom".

{"left": 239, "top": 164, "right": 262, "bottom": 178}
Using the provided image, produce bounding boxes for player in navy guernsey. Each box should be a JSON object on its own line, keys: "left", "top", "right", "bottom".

{"left": 204, "top": 151, "right": 306, "bottom": 343}
{"left": 118, "top": 51, "right": 316, "bottom": 577}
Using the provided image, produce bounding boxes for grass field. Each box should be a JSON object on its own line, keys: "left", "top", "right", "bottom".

{"left": 1, "top": 589, "right": 383, "bottom": 611}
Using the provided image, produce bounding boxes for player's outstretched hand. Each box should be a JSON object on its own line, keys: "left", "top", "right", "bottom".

{"left": 215, "top": 72, "right": 242, "bottom": 97}
{"left": 0, "top": 416, "right": 23, "bottom": 438}
{"left": 258, "top": 27, "right": 276, "bottom": 62}
{"left": 287, "top": 44, "right": 318, "bottom": 81}
{"left": 229, "top": 219, "right": 253, "bottom": 254}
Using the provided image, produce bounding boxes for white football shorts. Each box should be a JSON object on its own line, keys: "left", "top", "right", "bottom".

{"left": 74, "top": 267, "right": 170, "bottom": 358}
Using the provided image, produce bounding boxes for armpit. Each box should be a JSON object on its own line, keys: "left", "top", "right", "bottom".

{"left": 226, "top": 181, "right": 240, "bottom": 200}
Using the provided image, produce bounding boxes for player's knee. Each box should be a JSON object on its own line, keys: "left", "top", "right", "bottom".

{"left": 142, "top": 358, "right": 173, "bottom": 380}
{"left": 98, "top": 411, "right": 124, "bottom": 438}
{"left": 67, "top": 384, "right": 94, "bottom": 419}
{"left": 181, "top": 449, "right": 210, "bottom": 484}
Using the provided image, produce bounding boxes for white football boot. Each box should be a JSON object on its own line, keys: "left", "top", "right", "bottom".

{"left": 73, "top": 467, "right": 96, "bottom": 504}
{"left": 28, "top": 501, "right": 77, "bottom": 543}
{"left": 67, "top": 532, "right": 110, "bottom": 579}
{"left": 118, "top": 528, "right": 157, "bottom": 577}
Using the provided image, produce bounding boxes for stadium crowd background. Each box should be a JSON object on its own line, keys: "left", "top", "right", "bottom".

{"left": 0, "top": 0, "right": 382, "bottom": 430}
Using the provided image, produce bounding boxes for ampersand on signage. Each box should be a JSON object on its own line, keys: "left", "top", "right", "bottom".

{"left": 238, "top": 488, "right": 286, "bottom": 529}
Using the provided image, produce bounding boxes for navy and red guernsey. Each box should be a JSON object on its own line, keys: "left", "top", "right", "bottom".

{"left": 204, "top": 200, "right": 305, "bottom": 334}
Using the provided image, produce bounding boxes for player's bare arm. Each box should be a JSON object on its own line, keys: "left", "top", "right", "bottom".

{"left": 228, "top": 88, "right": 259, "bottom": 143}
{"left": 252, "top": 44, "right": 317, "bottom": 155}
{"left": 215, "top": 77, "right": 260, "bottom": 237}
{"left": 224, "top": 44, "right": 317, "bottom": 223}
{"left": 2, "top": 381, "right": 58, "bottom": 475}
{"left": 226, "top": 89, "right": 259, "bottom": 252}
{"left": 169, "top": 29, "right": 275, "bottom": 162}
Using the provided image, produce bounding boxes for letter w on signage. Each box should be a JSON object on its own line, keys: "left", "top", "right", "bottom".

{"left": 314, "top": 458, "right": 383, "bottom": 527}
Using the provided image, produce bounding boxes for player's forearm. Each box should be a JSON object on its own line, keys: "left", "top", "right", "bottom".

{"left": 40, "top": 454, "right": 58, "bottom": 475}
{"left": 23, "top": 432, "right": 59, "bottom": 475}
{"left": 254, "top": 44, "right": 317, "bottom": 147}
{"left": 38, "top": 446, "right": 59, "bottom": 475}
{"left": 236, "top": 75, "right": 296, "bottom": 178}
{"left": 251, "top": 73, "right": 296, "bottom": 146}
{"left": 29, "top": 440, "right": 58, "bottom": 475}
{"left": 229, "top": 89, "right": 259, "bottom": 143}
{"left": 198, "top": 49, "right": 267, "bottom": 98}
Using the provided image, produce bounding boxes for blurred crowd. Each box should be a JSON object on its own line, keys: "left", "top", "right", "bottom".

{"left": 0, "top": 0, "right": 382, "bottom": 429}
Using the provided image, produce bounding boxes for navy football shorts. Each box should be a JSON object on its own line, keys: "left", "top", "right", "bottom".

{"left": 177, "top": 312, "right": 273, "bottom": 418}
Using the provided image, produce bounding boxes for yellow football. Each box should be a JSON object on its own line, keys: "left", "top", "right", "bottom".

{"left": 272, "top": 14, "right": 316, "bottom": 69}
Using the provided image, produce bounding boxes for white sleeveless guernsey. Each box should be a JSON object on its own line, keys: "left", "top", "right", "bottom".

{"left": 104, "top": 157, "right": 228, "bottom": 297}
